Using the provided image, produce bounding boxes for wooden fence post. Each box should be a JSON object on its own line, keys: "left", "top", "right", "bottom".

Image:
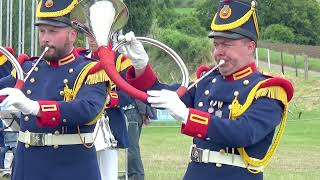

{"left": 304, "top": 55, "right": 308, "bottom": 80}
{"left": 294, "top": 53, "right": 298, "bottom": 77}
{"left": 267, "top": 49, "right": 271, "bottom": 71}
{"left": 281, "top": 51, "right": 284, "bottom": 75}
{"left": 255, "top": 48, "right": 259, "bottom": 67}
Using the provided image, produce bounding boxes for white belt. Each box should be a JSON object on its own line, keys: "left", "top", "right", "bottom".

{"left": 189, "top": 145, "right": 264, "bottom": 172}
{"left": 18, "top": 131, "right": 94, "bottom": 146}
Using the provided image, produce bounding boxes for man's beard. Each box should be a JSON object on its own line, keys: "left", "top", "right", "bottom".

{"left": 41, "top": 42, "right": 71, "bottom": 62}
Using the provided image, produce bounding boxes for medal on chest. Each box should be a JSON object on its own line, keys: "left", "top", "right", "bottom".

{"left": 215, "top": 101, "right": 223, "bottom": 118}
{"left": 208, "top": 100, "right": 224, "bottom": 118}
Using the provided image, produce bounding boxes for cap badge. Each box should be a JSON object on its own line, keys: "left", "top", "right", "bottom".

{"left": 219, "top": 5, "right": 232, "bottom": 19}
{"left": 45, "top": 0, "right": 54, "bottom": 8}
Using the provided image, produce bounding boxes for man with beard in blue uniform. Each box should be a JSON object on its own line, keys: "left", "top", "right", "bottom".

{"left": 116, "top": 0, "right": 294, "bottom": 179}
{"left": 0, "top": 0, "right": 115, "bottom": 179}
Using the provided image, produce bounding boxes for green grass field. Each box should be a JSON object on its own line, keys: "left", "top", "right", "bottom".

{"left": 257, "top": 48, "right": 320, "bottom": 72}
{"left": 136, "top": 120, "right": 320, "bottom": 180}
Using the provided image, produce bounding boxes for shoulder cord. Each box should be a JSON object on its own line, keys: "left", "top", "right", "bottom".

{"left": 229, "top": 79, "right": 289, "bottom": 173}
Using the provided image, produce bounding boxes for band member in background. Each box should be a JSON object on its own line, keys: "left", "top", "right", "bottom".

{"left": 78, "top": 36, "right": 129, "bottom": 180}
{"left": 118, "top": 90, "right": 157, "bottom": 180}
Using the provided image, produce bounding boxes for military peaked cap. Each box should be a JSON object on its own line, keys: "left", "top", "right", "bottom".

{"left": 209, "top": 0, "right": 259, "bottom": 42}
{"left": 35, "top": 0, "right": 78, "bottom": 27}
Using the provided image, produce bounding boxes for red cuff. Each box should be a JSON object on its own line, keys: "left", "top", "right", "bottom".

{"left": 181, "top": 108, "right": 211, "bottom": 139}
{"left": 36, "top": 101, "right": 61, "bottom": 128}
{"left": 107, "top": 91, "right": 119, "bottom": 108}
{"left": 126, "top": 64, "right": 157, "bottom": 91}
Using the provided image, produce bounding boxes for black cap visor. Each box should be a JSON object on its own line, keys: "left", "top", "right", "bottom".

{"left": 208, "top": 31, "right": 245, "bottom": 40}
{"left": 35, "top": 17, "right": 71, "bottom": 27}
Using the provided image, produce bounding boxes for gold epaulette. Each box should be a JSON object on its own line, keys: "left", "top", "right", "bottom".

{"left": 255, "top": 86, "right": 288, "bottom": 105}
{"left": 0, "top": 55, "right": 8, "bottom": 65}
{"left": 85, "top": 69, "right": 111, "bottom": 85}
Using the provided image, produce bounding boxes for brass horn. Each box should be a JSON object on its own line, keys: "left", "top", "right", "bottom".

{"left": 71, "top": 0, "right": 189, "bottom": 102}
{"left": 0, "top": 47, "right": 24, "bottom": 101}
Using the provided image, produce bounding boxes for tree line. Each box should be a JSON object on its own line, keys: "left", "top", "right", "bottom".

{"left": 123, "top": 0, "right": 320, "bottom": 81}
{"left": 2, "top": 0, "right": 320, "bottom": 81}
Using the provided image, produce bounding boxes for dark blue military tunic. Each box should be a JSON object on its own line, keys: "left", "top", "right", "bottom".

{"left": 126, "top": 63, "right": 293, "bottom": 180}
{"left": 0, "top": 49, "right": 108, "bottom": 180}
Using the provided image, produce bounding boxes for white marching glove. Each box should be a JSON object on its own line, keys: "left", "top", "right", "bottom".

{"left": 118, "top": 31, "right": 149, "bottom": 70}
{"left": 147, "top": 90, "right": 189, "bottom": 124}
{"left": 0, "top": 88, "right": 40, "bottom": 115}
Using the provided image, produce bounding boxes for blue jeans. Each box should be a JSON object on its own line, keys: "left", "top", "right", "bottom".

{"left": 124, "top": 109, "right": 144, "bottom": 180}
{"left": 1, "top": 131, "right": 17, "bottom": 171}
{"left": 0, "top": 122, "right": 4, "bottom": 169}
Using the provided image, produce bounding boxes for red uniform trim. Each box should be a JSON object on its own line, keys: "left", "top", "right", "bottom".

{"left": 126, "top": 64, "right": 157, "bottom": 91}
{"left": 121, "top": 54, "right": 127, "bottom": 62}
{"left": 47, "top": 48, "right": 79, "bottom": 67}
{"left": 196, "top": 65, "right": 211, "bottom": 79}
{"left": 107, "top": 91, "right": 119, "bottom": 108}
{"left": 74, "top": 47, "right": 85, "bottom": 54}
{"left": 17, "top": 54, "right": 30, "bottom": 65}
{"left": 36, "top": 101, "right": 61, "bottom": 128}
{"left": 260, "top": 77, "right": 294, "bottom": 101}
{"left": 225, "top": 63, "right": 257, "bottom": 81}
{"left": 181, "top": 108, "right": 211, "bottom": 139}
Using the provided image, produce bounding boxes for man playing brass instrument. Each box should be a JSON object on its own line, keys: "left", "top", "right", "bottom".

{"left": 114, "top": 0, "right": 294, "bottom": 179}
{"left": 0, "top": 1, "right": 115, "bottom": 179}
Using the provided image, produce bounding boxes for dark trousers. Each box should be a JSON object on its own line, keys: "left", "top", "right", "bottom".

{"left": 124, "top": 109, "right": 144, "bottom": 180}
{"left": 0, "top": 121, "right": 4, "bottom": 169}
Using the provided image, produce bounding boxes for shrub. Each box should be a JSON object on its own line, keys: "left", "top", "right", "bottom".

{"left": 261, "top": 24, "right": 295, "bottom": 43}
{"left": 147, "top": 29, "right": 212, "bottom": 82}
{"left": 170, "top": 15, "right": 208, "bottom": 37}
{"left": 159, "top": 29, "right": 211, "bottom": 61}
{"left": 195, "top": 0, "right": 218, "bottom": 31}
{"left": 156, "top": 9, "right": 181, "bottom": 29}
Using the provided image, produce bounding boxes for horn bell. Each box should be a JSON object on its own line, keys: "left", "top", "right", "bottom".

{"left": 71, "top": 0, "right": 128, "bottom": 45}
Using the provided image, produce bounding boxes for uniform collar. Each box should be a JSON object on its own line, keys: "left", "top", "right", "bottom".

{"left": 47, "top": 48, "right": 78, "bottom": 67}
{"left": 224, "top": 63, "right": 257, "bottom": 81}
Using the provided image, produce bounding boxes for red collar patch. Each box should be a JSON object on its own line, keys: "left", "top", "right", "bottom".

{"left": 47, "top": 49, "right": 78, "bottom": 67}
{"left": 225, "top": 63, "right": 257, "bottom": 81}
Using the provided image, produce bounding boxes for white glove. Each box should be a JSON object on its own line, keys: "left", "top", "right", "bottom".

{"left": 0, "top": 88, "right": 40, "bottom": 115}
{"left": 147, "top": 90, "right": 189, "bottom": 124}
{"left": 118, "top": 31, "right": 149, "bottom": 70}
